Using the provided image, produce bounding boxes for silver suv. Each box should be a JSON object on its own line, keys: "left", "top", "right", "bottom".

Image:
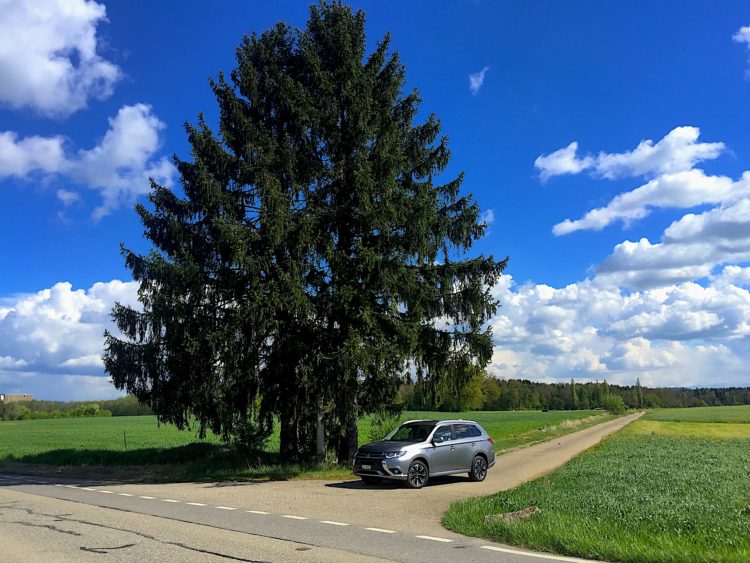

{"left": 353, "top": 419, "right": 495, "bottom": 489}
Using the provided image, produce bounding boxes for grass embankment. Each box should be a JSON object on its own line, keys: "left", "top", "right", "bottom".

{"left": 0, "top": 409, "right": 611, "bottom": 481}
{"left": 443, "top": 405, "right": 750, "bottom": 563}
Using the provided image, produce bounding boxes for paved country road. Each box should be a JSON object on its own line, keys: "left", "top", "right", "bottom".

{"left": 0, "top": 413, "right": 641, "bottom": 562}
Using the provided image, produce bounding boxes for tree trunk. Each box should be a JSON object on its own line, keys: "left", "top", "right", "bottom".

{"left": 279, "top": 401, "right": 299, "bottom": 462}
{"left": 315, "top": 403, "right": 325, "bottom": 463}
{"left": 337, "top": 415, "right": 358, "bottom": 464}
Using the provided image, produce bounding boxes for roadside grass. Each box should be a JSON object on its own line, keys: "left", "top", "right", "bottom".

{"left": 443, "top": 409, "right": 750, "bottom": 562}
{"left": 645, "top": 404, "right": 750, "bottom": 423}
{"left": 0, "top": 409, "right": 612, "bottom": 481}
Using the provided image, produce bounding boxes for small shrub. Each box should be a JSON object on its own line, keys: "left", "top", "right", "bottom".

{"left": 601, "top": 395, "right": 626, "bottom": 415}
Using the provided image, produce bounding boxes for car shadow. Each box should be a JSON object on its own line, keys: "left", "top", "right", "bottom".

{"left": 325, "top": 474, "right": 471, "bottom": 490}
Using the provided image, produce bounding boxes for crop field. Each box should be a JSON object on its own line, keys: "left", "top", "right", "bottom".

{"left": 0, "top": 409, "right": 610, "bottom": 480}
{"left": 645, "top": 404, "right": 750, "bottom": 423}
{"left": 443, "top": 405, "right": 750, "bottom": 562}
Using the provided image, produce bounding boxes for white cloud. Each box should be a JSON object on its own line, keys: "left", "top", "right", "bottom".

{"left": 469, "top": 66, "right": 489, "bottom": 95}
{"left": 596, "top": 197, "right": 750, "bottom": 289}
{"left": 72, "top": 104, "right": 175, "bottom": 219}
{"left": 486, "top": 275, "right": 750, "bottom": 387}
{"left": 0, "top": 280, "right": 138, "bottom": 399}
{"left": 553, "top": 168, "right": 749, "bottom": 235}
{"left": 0, "top": 132, "right": 67, "bottom": 178}
{"left": 1, "top": 104, "right": 174, "bottom": 219}
{"left": 0, "top": 0, "right": 121, "bottom": 117}
{"left": 480, "top": 209, "right": 495, "bottom": 225}
{"left": 733, "top": 25, "right": 750, "bottom": 76}
{"left": 536, "top": 126, "right": 724, "bottom": 182}
{"left": 534, "top": 142, "right": 593, "bottom": 183}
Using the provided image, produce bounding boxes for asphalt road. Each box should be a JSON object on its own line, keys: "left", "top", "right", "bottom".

{"left": 0, "top": 413, "right": 641, "bottom": 563}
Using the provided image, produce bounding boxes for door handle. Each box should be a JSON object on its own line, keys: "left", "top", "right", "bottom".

{"left": 450, "top": 446, "right": 455, "bottom": 451}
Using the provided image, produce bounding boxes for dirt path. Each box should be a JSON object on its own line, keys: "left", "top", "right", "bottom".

{"left": 93, "top": 412, "right": 642, "bottom": 537}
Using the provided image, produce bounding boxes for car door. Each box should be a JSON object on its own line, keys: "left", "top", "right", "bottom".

{"left": 452, "top": 423, "right": 478, "bottom": 471}
{"left": 428, "top": 424, "right": 456, "bottom": 474}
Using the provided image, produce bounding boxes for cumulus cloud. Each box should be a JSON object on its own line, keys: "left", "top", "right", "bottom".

{"left": 0, "top": 280, "right": 138, "bottom": 400}
{"left": 0, "top": 132, "right": 67, "bottom": 178}
{"left": 553, "top": 169, "right": 749, "bottom": 235}
{"left": 486, "top": 275, "right": 750, "bottom": 387}
{"left": 0, "top": 104, "right": 174, "bottom": 219}
{"left": 469, "top": 66, "right": 489, "bottom": 95}
{"left": 596, "top": 197, "right": 750, "bottom": 289}
{"left": 534, "top": 142, "right": 593, "bottom": 183}
{"left": 0, "top": 0, "right": 121, "bottom": 117}
{"left": 536, "top": 126, "right": 724, "bottom": 182}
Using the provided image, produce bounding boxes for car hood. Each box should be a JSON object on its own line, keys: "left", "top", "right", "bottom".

{"left": 358, "top": 440, "right": 419, "bottom": 453}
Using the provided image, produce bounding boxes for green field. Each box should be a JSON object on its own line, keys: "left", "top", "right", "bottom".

{"left": 443, "top": 405, "right": 750, "bottom": 562}
{"left": 0, "top": 409, "right": 610, "bottom": 481}
{"left": 646, "top": 405, "right": 750, "bottom": 423}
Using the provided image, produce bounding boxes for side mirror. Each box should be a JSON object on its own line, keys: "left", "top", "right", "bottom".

{"left": 432, "top": 436, "right": 444, "bottom": 445}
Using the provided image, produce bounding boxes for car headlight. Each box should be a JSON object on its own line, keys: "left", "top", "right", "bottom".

{"left": 384, "top": 451, "right": 405, "bottom": 458}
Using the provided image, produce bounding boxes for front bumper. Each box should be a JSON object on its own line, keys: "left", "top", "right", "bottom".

{"left": 353, "top": 454, "right": 409, "bottom": 480}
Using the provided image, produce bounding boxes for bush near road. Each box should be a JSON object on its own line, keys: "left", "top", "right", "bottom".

{"left": 0, "top": 409, "right": 613, "bottom": 481}
{"left": 443, "top": 405, "right": 750, "bottom": 563}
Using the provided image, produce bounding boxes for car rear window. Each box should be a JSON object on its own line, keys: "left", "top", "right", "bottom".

{"left": 452, "top": 424, "right": 482, "bottom": 438}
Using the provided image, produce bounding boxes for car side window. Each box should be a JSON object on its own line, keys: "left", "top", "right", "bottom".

{"left": 453, "top": 424, "right": 474, "bottom": 440}
{"left": 433, "top": 425, "right": 452, "bottom": 442}
{"left": 468, "top": 425, "right": 482, "bottom": 437}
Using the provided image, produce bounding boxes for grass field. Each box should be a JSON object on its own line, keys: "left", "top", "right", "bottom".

{"left": 443, "top": 405, "right": 750, "bottom": 562}
{"left": 0, "top": 409, "right": 611, "bottom": 481}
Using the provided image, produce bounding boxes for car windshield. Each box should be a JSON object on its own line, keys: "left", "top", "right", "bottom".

{"left": 385, "top": 422, "right": 436, "bottom": 442}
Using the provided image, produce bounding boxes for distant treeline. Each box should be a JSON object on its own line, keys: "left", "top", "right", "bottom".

{"left": 0, "top": 395, "right": 153, "bottom": 421}
{"left": 2, "top": 379, "right": 748, "bottom": 422}
{"left": 397, "top": 373, "right": 750, "bottom": 412}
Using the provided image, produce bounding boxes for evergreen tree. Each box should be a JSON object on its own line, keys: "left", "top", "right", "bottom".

{"left": 635, "top": 377, "right": 644, "bottom": 409}
{"left": 570, "top": 377, "right": 578, "bottom": 410}
{"left": 104, "top": 1, "right": 506, "bottom": 462}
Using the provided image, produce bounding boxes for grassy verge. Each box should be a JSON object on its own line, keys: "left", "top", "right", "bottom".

{"left": 0, "top": 409, "right": 612, "bottom": 482}
{"left": 443, "top": 405, "right": 750, "bottom": 562}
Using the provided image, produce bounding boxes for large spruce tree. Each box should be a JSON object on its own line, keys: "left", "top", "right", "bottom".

{"left": 104, "top": 1, "right": 506, "bottom": 462}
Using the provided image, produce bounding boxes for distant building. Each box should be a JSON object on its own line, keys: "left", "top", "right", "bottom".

{"left": 0, "top": 393, "right": 33, "bottom": 403}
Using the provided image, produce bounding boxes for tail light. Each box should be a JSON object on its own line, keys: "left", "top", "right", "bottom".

{"left": 488, "top": 437, "right": 494, "bottom": 445}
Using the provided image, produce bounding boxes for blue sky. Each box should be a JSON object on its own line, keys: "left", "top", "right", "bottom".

{"left": 1, "top": 1, "right": 750, "bottom": 400}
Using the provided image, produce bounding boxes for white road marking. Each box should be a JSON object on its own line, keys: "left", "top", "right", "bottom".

{"left": 480, "top": 545, "right": 591, "bottom": 562}
{"left": 117, "top": 493, "right": 134, "bottom": 497}
{"left": 138, "top": 496, "right": 155, "bottom": 499}
{"left": 99, "top": 490, "right": 115, "bottom": 494}
{"left": 186, "top": 502, "right": 207, "bottom": 506}
{"left": 54, "top": 484, "right": 63, "bottom": 487}
{"left": 246, "top": 510, "right": 268, "bottom": 514}
{"left": 216, "top": 506, "right": 237, "bottom": 510}
{"left": 320, "top": 520, "right": 349, "bottom": 526}
{"left": 365, "top": 527, "right": 396, "bottom": 534}
{"left": 282, "top": 515, "right": 308, "bottom": 520}
{"left": 63, "top": 485, "right": 78, "bottom": 488}
{"left": 415, "top": 535, "right": 453, "bottom": 543}
{"left": 162, "top": 499, "right": 180, "bottom": 503}
{"left": 81, "top": 488, "right": 96, "bottom": 491}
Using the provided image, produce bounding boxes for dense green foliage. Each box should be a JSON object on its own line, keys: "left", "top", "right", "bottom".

{"left": 444, "top": 406, "right": 750, "bottom": 562}
{"left": 398, "top": 372, "right": 750, "bottom": 411}
{"left": 103, "top": 1, "right": 504, "bottom": 463}
{"left": 601, "top": 393, "right": 626, "bottom": 414}
{"left": 0, "top": 410, "right": 607, "bottom": 477}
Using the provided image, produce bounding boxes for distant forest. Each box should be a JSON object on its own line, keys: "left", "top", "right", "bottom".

{"left": 397, "top": 373, "right": 750, "bottom": 412}
{"left": 1, "top": 377, "right": 749, "bottom": 421}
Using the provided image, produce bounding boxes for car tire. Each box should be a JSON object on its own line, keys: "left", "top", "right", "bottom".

{"left": 360, "top": 476, "right": 382, "bottom": 485}
{"left": 406, "top": 460, "right": 429, "bottom": 489}
{"left": 469, "top": 455, "right": 488, "bottom": 482}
